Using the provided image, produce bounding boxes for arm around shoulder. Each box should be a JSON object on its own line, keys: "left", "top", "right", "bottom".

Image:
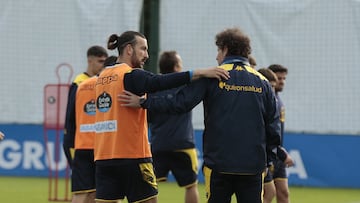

{"left": 190, "top": 67, "right": 230, "bottom": 81}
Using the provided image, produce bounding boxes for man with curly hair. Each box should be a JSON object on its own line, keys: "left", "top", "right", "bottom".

{"left": 120, "top": 28, "right": 293, "bottom": 203}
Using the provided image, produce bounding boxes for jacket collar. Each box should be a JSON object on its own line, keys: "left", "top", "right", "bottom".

{"left": 221, "top": 56, "right": 250, "bottom": 66}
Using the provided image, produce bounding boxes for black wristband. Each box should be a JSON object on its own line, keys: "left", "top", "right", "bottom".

{"left": 139, "top": 97, "right": 146, "bottom": 108}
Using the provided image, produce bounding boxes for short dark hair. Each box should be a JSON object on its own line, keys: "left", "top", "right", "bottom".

{"left": 248, "top": 55, "right": 257, "bottom": 67}
{"left": 107, "top": 31, "right": 146, "bottom": 56}
{"left": 215, "top": 27, "right": 251, "bottom": 58}
{"left": 87, "top": 45, "right": 108, "bottom": 57}
{"left": 159, "top": 51, "right": 178, "bottom": 74}
{"left": 258, "top": 68, "right": 278, "bottom": 82}
{"left": 268, "top": 64, "right": 288, "bottom": 74}
{"left": 103, "top": 55, "right": 118, "bottom": 67}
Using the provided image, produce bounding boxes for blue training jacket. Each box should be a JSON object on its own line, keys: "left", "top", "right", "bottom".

{"left": 142, "top": 56, "right": 282, "bottom": 174}
{"left": 148, "top": 86, "right": 195, "bottom": 152}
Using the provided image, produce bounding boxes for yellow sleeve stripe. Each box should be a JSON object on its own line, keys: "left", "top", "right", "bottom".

{"left": 218, "top": 64, "right": 234, "bottom": 71}
{"left": 219, "top": 64, "right": 268, "bottom": 82}
{"left": 244, "top": 66, "right": 268, "bottom": 81}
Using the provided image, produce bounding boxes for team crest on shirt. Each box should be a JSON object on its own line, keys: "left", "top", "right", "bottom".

{"left": 84, "top": 99, "right": 96, "bottom": 115}
{"left": 97, "top": 92, "right": 112, "bottom": 112}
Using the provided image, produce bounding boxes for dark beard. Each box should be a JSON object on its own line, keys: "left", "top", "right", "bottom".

{"left": 131, "top": 52, "right": 142, "bottom": 68}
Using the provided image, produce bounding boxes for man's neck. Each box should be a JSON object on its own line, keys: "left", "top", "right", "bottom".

{"left": 85, "top": 69, "right": 95, "bottom": 77}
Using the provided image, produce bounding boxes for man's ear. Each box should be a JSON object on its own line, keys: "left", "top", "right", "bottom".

{"left": 223, "top": 47, "right": 228, "bottom": 56}
{"left": 125, "top": 44, "right": 133, "bottom": 56}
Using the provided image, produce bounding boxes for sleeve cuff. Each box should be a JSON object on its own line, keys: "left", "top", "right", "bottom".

{"left": 188, "top": 70, "right": 193, "bottom": 81}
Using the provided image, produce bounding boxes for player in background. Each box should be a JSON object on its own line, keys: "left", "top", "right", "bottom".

{"left": 258, "top": 68, "right": 277, "bottom": 92}
{"left": 93, "top": 30, "right": 229, "bottom": 203}
{"left": 248, "top": 55, "right": 257, "bottom": 68}
{"left": 63, "top": 46, "right": 108, "bottom": 169}
{"left": 69, "top": 55, "right": 117, "bottom": 203}
{"left": 258, "top": 68, "right": 281, "bottom": 203}
{"left": 268, "top": 64, "right": 290, "bottom": 203}
{"left": 71, "top": 75, "right": 100, "bottom": 203}
{"left": 148, "top": 51, "right": 199, "bottom": 203}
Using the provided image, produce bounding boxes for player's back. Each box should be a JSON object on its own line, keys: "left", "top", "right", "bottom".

{"left": 202, "top": 63, "right": 277, "bottom": 174}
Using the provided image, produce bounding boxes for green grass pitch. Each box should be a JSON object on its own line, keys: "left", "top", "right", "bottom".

{"left": 0, "top": 176, "right": 359, "bottom": 203}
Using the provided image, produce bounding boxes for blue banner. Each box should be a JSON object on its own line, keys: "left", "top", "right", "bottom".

{"left": 284, "top": 132, "right": 360, "bottom": 188}
{"left": 0, "top": 124, "right": 68, "bottom": 177}
{"left": 170, "top": 131, "right": 360, "bottom": 188}
{"left": 1, "top": 124, "right": 360, "bottom": 188}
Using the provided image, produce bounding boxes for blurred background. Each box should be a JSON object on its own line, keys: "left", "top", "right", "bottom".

{"left": 0, "top": 0, "right": 359, "bottom": 189}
